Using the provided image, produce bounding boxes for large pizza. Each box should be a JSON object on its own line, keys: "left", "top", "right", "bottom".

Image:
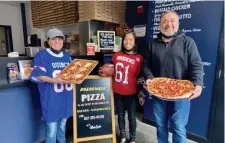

{"left": 146, "top": 77, "right": 194, "bottom": 100}
{"left": 59, "top": 59, "right": 98, "bottom": 84}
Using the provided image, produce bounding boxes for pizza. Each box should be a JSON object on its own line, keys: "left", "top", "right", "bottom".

{"left": 24, "top": 67, "right": 33, "bottom": 77}
{"left": 59, "top": 59, "right": 98, "bottom": 84}
{"left": 23, "top": 63, "right": 33, "bottom": 77}
{"left": 146, "top": 77, "right": 194, "bottom": 100}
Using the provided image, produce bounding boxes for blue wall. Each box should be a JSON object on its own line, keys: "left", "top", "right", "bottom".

{"left": 125, "top": 1, "right": 149, "bottom": 56}
{"left": 0, "top": 84, "right": 45, "bottom": 143}
{"left": 126, "top": 1, "right": 149, "bottom": 27}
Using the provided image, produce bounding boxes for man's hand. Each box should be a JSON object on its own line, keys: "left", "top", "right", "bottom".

{"left": 139, "top": 96, "right": 145, "bottom": 106}
{"left": 143, "top": 79, "right": 152, "bottom": 90}
{"left": 189, "top": 85, "right": 203, "bottom": 100}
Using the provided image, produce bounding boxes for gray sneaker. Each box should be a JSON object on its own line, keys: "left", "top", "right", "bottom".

{"left": 120, "top": 138, "right": 126, "bottom": 143}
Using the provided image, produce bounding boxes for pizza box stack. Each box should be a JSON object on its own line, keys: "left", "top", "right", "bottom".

{"left": 78, "top": 1, "right": 112, "bottom": 22}
{"left": 111, "top": 1, "right": 126, "bottom": 24}
{"left": 30, "top": 1, "right": 40, "bottom": 28}
{"left": 31, "top": 1, "right": 78, "bottom": 28}
{"left": 63, "top": 1, "right": 79, "bottom": 25}
{"left": 104, "top": 1, "right": 113, "bottom": 22}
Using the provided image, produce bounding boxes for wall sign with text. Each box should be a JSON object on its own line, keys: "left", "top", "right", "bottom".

{"left": 97, "top": 31, "right": 115, "bottom": 50}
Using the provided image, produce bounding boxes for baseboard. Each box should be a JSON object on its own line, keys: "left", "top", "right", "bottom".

{"left": 143, "top": 118, "right": 207, "bottom": 143}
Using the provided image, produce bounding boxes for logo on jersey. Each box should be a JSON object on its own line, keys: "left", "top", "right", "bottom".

{"left": 136, "top": 58, "right": 140, "bottom": 62}
{"left": 52, "top": 62, "right": 69, "bottom": 69}
{"left": 34, "top": 65, "right": 46, "bottom": 72}
{"left": 116, "top": 56, "right": 135, "bottom": 64}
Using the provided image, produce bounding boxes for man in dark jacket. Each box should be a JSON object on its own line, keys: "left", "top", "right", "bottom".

{"left": 143, "top": 11, "right": 203, "bottom": 143}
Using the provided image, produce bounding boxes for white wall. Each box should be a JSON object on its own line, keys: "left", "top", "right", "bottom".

{"left": 0, "top": 3, "right": 25, "bottom": 54}
{"left": 25, "top": 2, "right": 45, "bottom": 48}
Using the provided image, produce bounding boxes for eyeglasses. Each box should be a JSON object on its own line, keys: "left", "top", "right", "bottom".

{"left": 124, "top": 28, "right": 134, "bottom": 33}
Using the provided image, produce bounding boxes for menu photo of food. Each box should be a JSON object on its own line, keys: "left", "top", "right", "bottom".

{"left": 7, "top": 63, "right": 21, "bottom": 83}
{"left": 18, "top": 60, "right": 33, "bottom": 80}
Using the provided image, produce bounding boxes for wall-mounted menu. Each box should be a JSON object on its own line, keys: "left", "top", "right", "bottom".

{"left": 97, "top": 31, "right": 115, "bottom": 50}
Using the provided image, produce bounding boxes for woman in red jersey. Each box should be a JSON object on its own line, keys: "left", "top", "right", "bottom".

{"left": 99, "top": 30, "right": 144, "bottom": 143}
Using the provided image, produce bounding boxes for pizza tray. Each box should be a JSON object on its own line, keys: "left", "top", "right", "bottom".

{"left": 60, "top": 59, "right": 98, "bottom": 84}
{"left": 147, "top": 87, "right": 191, "bottom": 101}
{"left": 153, "top": 95, "right": 189, "bottom": 101}
{"left": 149, "top": 93, "right": 191, "bottom": 101}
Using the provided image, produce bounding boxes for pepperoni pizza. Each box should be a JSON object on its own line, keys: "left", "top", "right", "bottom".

{"left": 146, "top": 77, "right": 194, "bottom": 100}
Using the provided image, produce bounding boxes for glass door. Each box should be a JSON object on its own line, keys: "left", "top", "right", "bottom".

{"left": 0, "top": 27, "right": 7, "bottom": 55}
{"left": 0, "top": 25, "right": 13, "bottom": 56}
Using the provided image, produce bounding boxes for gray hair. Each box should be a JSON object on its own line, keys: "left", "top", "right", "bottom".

{"left": 160, "top": 11, "right": 179, "bottom": 21}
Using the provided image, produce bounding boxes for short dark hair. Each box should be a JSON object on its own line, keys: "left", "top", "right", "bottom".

{"left": 44, "top": 41, "right": 50, "bottom": 48}
{"left": 121, "top": 31, "right": 137, "bottom": 53}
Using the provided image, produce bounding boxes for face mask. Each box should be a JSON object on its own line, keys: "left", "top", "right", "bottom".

{"left": 50, "top": 47, "right": 61, "bottom": 54}
{"left": 161, "top": 32, "right": 177, "bottom": 38}
{"left": 124, "top": 48, "right": 134, "bottom": 52}
{"left": 123, "top": 45, "right": 136, "bottom": 53}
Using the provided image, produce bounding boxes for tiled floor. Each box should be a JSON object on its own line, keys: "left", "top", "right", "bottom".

{"left": 66, "top": 113, "right": 197, "bottom": 143}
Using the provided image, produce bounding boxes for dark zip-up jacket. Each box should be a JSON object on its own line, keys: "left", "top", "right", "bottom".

{"left": 142, "top": 31, "right": 204, "bottom": 86}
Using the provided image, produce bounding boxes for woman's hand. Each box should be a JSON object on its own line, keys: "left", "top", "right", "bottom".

{"left": 53, "top": 76, "right": 69, "bottom": 84}
{"left": 98, "top": 67, "right": 106, "bottom": 76}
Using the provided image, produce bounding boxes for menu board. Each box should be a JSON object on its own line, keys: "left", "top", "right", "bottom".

{"left": 73, "top": 76, "right": 116, "bottom": 143}
{"left": 97, "top": 31, "right": 115, "bottom": 50}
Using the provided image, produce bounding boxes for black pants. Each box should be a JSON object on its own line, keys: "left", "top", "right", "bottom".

{"left": 114, "top": 93, "right": 137, "bottom": 142}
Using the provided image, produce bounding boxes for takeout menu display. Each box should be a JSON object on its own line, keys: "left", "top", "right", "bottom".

{"left": 97, "top": 31, "right": 115, "bottom": 49}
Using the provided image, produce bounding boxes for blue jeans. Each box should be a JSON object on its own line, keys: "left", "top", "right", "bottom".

{"left": 45, "top": 118, "right": 67, "bottom": 143}
{"left": 152, "top": 97, "right": 190, "bottom": 143}
{"left": 114, "top": 93, "right": 137, "bottom": 142}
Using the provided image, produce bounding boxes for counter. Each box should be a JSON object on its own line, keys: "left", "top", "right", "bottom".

{"left": 0, "top": 56, "right": 45, "bottom": 142}
{"left": 0, "top": 53, "right": 105, "bottom": 89}
{"left": 0, "top": 56, "right": 33, "bottom": 88}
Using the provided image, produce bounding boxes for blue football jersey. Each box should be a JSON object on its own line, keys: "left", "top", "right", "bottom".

{"left": 30, "top": 49, "right": 73, "bottom": 122}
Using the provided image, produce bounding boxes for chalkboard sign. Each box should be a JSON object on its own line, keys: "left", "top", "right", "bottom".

{"left": 97, "top": 31, "right": 115, "bottom": 50}
{"left": 73, "top": 76, "right": 116, "bottom": 143}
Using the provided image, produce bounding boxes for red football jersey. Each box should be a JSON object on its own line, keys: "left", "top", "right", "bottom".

{"left": 112, "top": 51, "right": 143, "bottom": 95}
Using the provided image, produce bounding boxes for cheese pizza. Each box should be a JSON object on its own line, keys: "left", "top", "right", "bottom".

{"left": 146, "top": 77, "right": 194, "bottom": 100}
{"left": 24, "top": 67, "right": 33, "bottom": 77}
{"left": 59, "top": 59, "right": 98, "bottom": 84}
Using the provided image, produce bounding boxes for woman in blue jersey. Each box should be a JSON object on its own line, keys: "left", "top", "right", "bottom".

{"left": 30, "top": 28, "right": 73, "bottom": 143}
